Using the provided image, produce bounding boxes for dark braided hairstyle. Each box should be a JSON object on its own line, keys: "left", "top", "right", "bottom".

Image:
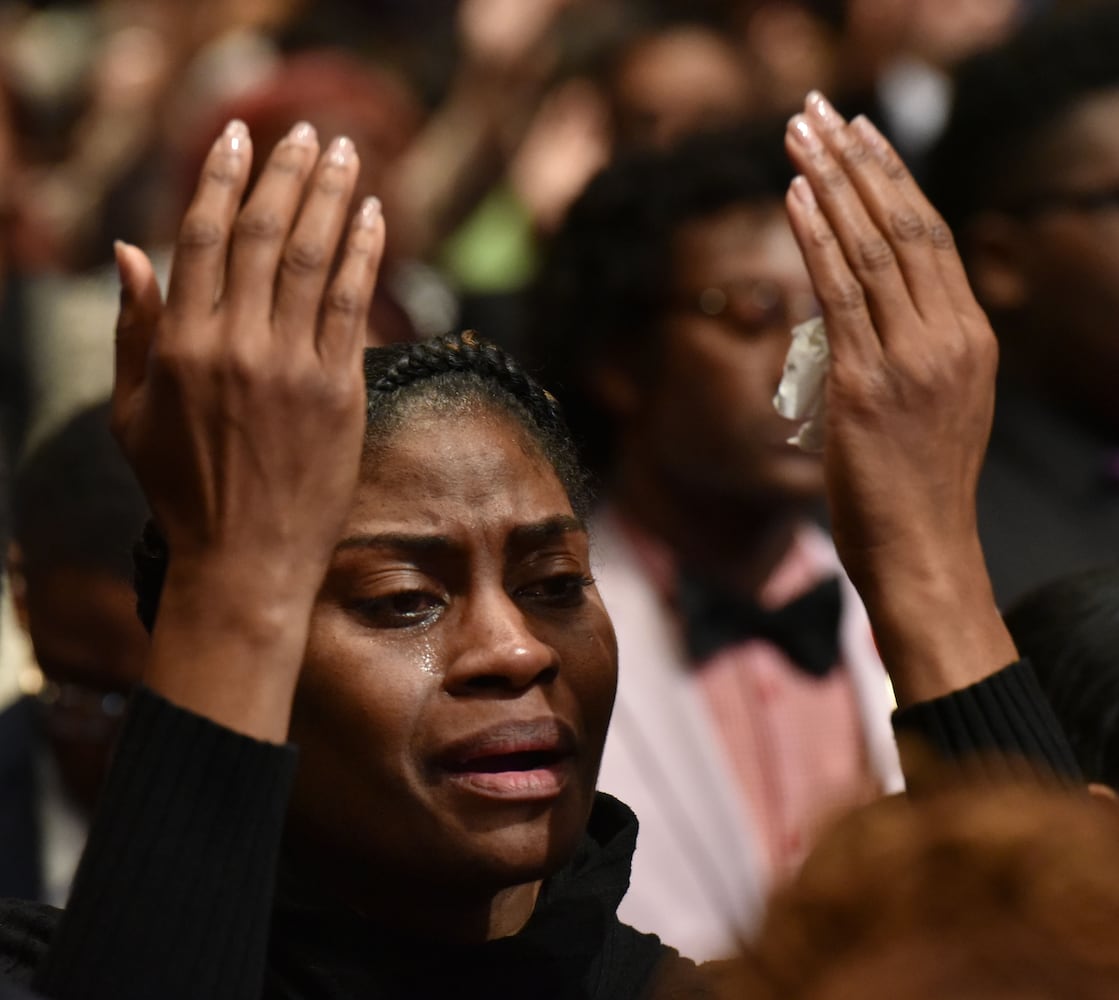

{"left": 134, "top": 332, "right": 590, "bottom": 632}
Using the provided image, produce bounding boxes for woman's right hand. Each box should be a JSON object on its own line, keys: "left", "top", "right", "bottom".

{"left": 112, "top": 120, "right": 384, "bottom": 739}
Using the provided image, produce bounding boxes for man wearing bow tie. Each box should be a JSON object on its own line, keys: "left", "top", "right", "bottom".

{"left": 529, "top": 123, "right": 902, "bottom": 962}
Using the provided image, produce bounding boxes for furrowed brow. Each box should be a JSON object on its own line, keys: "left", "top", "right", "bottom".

{"left": 506, "top": 515, "right": 585, "bottom": 554}
{"left": 334, "top": 533, "right": 457, "bottom": 556}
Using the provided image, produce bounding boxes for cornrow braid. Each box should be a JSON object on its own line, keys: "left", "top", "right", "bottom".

{"left": 363, "top": 331, "right": 567, "bottom": 439}
{"left": 133, "top": 331, "right": 591, "bottom": 634}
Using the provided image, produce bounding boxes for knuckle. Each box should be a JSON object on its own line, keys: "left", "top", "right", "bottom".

{"left": 282, "top": 239, "right": 328, "bottom": 275}
{"left": 149, "top": 341, "right": 201, "bottom": 384}
{"left": 262, "top": 151, "right": 307, "bottom": 179}
{"left": 826, "top": 280, "right": 866, "bottom": 314}
{"left": 882, "top": 152, "right": 908, "bottom": 181}
{"left": 855, "top": 237, "right": 895, "bottom": 272}
{"left": 839, "top": 140, "right": 872, "bottom": 170}
{"left": 177, "top": 215, "right": 225, "bottom": 252}
{"left": 928, "top": 219, "right": 956, "bottom": 252}
{"left": 235, "top": 210, "right": 286, "bottom": 243}
{"left": 809, "top": 224, "right": 837, "bottom": 249}
{"left": 817, "top": 166, "right": 847, "bottom": 192}
{"left": 325, "top": 285, "right": 363, "bottom": 318}
{"left": 312, "top": 170, "right": 350, "bottom": 198}
{"left": 888, "top": 211, "right": 926, "bottom": 242}
{"left": 201, "top": 153, "right": 240, "bottom": 188}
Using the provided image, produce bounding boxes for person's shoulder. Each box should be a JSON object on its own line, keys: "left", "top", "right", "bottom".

{"left": 0, "top": 897, "right": 58, "bottom": 989}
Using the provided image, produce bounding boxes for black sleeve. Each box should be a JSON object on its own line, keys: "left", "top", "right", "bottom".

{"left": 33, "top": 687, "right": 298, "bottom": 1000}
{"left": 892, "top": 659, "right": 1082, "bottom": 782}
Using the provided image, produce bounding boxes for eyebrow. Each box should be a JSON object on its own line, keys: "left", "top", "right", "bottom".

{"left": 334, "top": 515, "right": 586, "bottom": 557}
{"left": 506, "top": 515, "right": 586, "bottom": 551}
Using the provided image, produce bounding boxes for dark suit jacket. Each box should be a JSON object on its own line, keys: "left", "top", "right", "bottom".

{"left": 0, "top": 699, "right": 42, "bottom": 902}
{"left": 978, "top": 381, "right": 1119, "bottom": 608}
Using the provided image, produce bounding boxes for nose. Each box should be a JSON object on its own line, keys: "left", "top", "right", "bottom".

{"left": 443, "top": 587, "right": 560, "bottom": 695}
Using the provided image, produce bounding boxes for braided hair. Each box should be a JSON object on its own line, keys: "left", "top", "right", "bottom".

{"left": 134, "top": 332, "right": 590, "bottom": 632}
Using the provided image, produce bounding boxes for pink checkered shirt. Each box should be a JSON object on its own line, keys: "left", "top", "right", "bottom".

{"left": 620, "top": 518, "right": 880, "bottom": 882}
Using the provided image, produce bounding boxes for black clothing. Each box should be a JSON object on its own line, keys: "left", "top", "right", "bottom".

{"left": 978, "top": 381, "right": 1119, "bottom": 606}
{"left": 0, "top": 700, "right": 42, "bottom": 902}
{"left": 893, "top": 659, "right": 1082, "bottom": 782}
{"left": 678, "top": 575, "right": 841, "bottom": 677}
{"left": 262, "top": 797, "right": 669, "bottom": 999}
{"left": 0, "top": 660, "right": 1081, "bottom": 999}
{"left": 0, "top": 688, "right": 683, "bottom": 1000}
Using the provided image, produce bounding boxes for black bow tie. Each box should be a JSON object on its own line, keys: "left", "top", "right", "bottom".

{"left": 678, "top": 574, "right": 842, "bottom": 678}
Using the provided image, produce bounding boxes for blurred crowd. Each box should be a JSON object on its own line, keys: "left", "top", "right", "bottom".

{"left": 0, "top": 0, "right": 1047, "bottom": 464}
{"left": 2, "top": 0, "right": 1119, "bottom": 997}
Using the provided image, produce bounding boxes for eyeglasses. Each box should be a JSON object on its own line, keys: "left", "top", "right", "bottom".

{"left": 671, "top": 278, "right": 818, "bottom": 338}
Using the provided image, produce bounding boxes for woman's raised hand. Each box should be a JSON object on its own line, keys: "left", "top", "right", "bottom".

{"left": 111, "top": 121, "right": 384, "bottom": 739}
{"left": 783, "top": 93, "right": 1017, "bottom": 705}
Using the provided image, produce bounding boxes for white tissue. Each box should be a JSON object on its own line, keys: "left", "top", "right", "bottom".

{"left": 773, "top": 316, "right": 829, "bottom": 453}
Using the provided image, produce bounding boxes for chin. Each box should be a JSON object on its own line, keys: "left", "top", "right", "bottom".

{"left": 451, "top": 798, "right": 591, "bottom": 889}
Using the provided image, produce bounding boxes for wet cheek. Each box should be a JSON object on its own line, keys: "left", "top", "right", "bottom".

{"left": 298, "top": 621, "right": 442, "bottom": 744}
{"left": 412, "top": 628, "right": 442, "bottom": 679}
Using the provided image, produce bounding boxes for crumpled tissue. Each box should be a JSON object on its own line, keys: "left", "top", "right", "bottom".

{"left": 773, "top": 316, "right": 829, "bottom": 452}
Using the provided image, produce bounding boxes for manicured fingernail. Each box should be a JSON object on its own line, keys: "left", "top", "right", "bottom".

{"left": 790, "top": 115, "right": 822, "bottom": 151}
{"left": 327, "top": 135, "right": 355, "bottom": 166}
{"left": 358, "top": 196, "right": 382, "bottom": 228}
{"left": 288, "top": 120, "right": 317, "bottom": 145}
{"left": 223, "top": 118, "right": 249, "bottom": 152}
{"left": 807, "top": 90, "right": 840, "bottom": 129}
{"left": 791, "top": 175, "right": 817, "bottom": 209}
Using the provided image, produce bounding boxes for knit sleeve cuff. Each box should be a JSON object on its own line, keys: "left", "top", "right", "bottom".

{"left": 35, "top": 686, "right": 298, "bottom": 1000}
{"left": 892, "top": 659, "right": 1082, "bottom": 783}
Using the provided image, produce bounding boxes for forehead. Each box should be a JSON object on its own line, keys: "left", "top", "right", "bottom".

{"left": 351, "top": 405, "right": 574, "bottom": 537}
{"left": 672, "top": 202, "right": 805, "bottom": 286}
{"left": 1025, "top": 88, "right": 1119, "bottom": 187}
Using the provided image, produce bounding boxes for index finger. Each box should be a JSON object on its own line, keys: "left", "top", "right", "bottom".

{"left": 165, "top": 120, "right": 253, "bottom": 322}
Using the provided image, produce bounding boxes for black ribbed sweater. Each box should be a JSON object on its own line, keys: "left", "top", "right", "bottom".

{"left": 0, "top": 659, "right": 1080, "bottom": 999}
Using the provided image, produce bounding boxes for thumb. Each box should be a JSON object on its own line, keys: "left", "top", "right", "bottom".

{"left": 112, "top": 240, "right": 161, "bottom": 420}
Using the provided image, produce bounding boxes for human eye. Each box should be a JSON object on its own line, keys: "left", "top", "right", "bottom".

{"left": 350, "top": 590, "right": 445, "bottom": 629}
{"left": 516, "top": 572, "right": 595, "bottom": 609}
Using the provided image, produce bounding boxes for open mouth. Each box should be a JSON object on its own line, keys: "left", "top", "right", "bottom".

{"left": 437, "top": 721, "right": 577, "bottom": 800}
{"left": 447, "top": 749, "right": 568, "bottom": 774}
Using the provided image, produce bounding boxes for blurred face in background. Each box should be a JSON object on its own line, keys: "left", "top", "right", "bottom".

{"left": 608, "top": 26, "right": 754, "bottom": 150}
{"left": 11, "top": 553, "right": 148, "bottom": 813}
{"left": 969, "top": 88, "right": 1119, "bottom": 435}
{"left": 615, "top": 202, "right": 824, "bottom": 509}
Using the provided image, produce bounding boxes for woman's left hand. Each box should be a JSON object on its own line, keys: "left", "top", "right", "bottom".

{"left": 783, "top": 92, "right": 1017, "bottom": 705}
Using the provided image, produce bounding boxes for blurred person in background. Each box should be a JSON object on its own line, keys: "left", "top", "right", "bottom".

{"left": 1003, "top": 565, "right": 1119, "bottom": 795}
{"left": 0, "top": 401, "right": 149, "bottom": 904}
{"left": 727, "top": 779, "right": 1119, "bottom": 998}
{"left": 178, "top": 50, "right": 425, "bottom": 344}
{"left": 529, "top": 122, "right": 902, "bottom": 960}
{"left": 597, "top": 5, "right": 757, "bottom": 150}
{"left": 927, "top": 2, "right": 1119, "bottom": 606}
{"left": 738, "top": 782, "right": 1119, "bottom": 1000}
{"left": 734, "top": 0, "right": 1027, "bottom": 163}
{"left": 412, "top": 1, "right": 759, "bottom": 345}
